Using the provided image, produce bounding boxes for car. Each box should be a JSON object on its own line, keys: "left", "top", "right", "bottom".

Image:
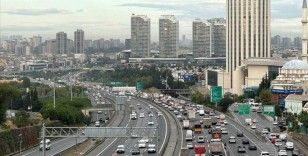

{"left": 149, "top": 113, "right": 154, "bottom": 117}
{"left": 273, "top": 121, "right": 278, "bottom": 125}
{"left": 149, "top": 106, "right": 154, "bottom": 109}
{"left": 95, "top": 121, "right": 100, "bottom": 127}
{"left": 223, "top": 120, "right": 228, "bottom": 125}
{"left": 138, "top": 140, "right": 146, "bottom": 148}
{"left": 248, "top": 145, "right": 257, "bottom": 150}
{"left": 39, "top": 139, "right": 51, "bottom": 150}
{"left": 292, "top": 149, "right": 299, "bottom": 156}
{"left": 116, "top": 145, "right": 125, "bottom": 154}
{"left": 237, "top": 145, "right": 246, "bottom": 153}
{"left": 98, "top": 111, "right": 102, "bottom": 114}
{"left": 197, "top": 136, "right": 205, "bottom": 143}
{"left": 187, "top": 142, "right": 194, "bottom": 149}
{"left": 139, "top": 113, "right": 145, "bottom": 118}
{"left": 131, "top": 149, "right": 140, "bottom": 155}
{"left": 242, "top": 139, "right": 250, "bottom": 145}
{"left": 286, "top": 141, "right": 294, "bottom": 150}
{"left": 148, "top": 121, "right": 154, "bottom": 125}
{"left": 262, "top": 128, "right": 269, "bottom": 134}
{"left": 260, "top": 151, "right": 270, "bottom": 156}
{"left": 221, "top": 128, "right": 228, "bottom": 134}
{"left": 147, "top": 144, "right": 156, "bottom": 153}
{"left": 278, "top": 149, "right": 288, "bottom": 156}
{"left": 157, "top": 112, "right": 163, "bottom": 116}
{"left": 252, "top": 119, "right": 258, "bottom": 123}
{"left": 229, "top": 136, "right": 236, "bottom": 143}
{"left": 251, "top": 124, "right": 257, "bottom": 129}
{"left": 275, "top": 139, "right": 283, "bottom": 146}
{"left": 99, "top": 117, "right": 103, "bottom": 122}
{"left": 237, "top": 132, "right": 244, "bottom": 137}
{"left": 139, "top": 138, "right": 149, "bottom": 143}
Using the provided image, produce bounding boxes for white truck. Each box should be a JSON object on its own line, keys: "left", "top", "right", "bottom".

{"left": 185, "top": 130, "right": 193, "bottom": 141}
{"left": 188, "top": 110, "right": 196, "bottom": 120}
{"left": 199, "top": 109, "right": 205, "bottom": 116}
{"left": 183, "top": 120, "right": 190, "bottom": 129}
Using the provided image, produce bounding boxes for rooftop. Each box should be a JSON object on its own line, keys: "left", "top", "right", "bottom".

{"left": 242, "top": 58, "right": 287, "bottom": 67}
{"left": 282, "top": 60, "right": 308, "bottom": 70}
{"left": 285, "top": 94, "right": 308, "bottom": 101}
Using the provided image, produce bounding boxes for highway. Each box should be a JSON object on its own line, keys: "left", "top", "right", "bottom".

{"left": 86, "top": 97, "right": 168, "bottom": 156}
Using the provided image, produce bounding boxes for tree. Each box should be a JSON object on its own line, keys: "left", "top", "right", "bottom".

{"left": 14, "top": 110, "right": 30, "bottom": 127}
{"left": 20, "top": 77, "right": 31, "bottom": 88}
{"left": 219, "top": 96, "right": 234, "bottom": 113}
{"left": 299, "top": 112, "right": 308, "bottom": 128}
{"left": 259, "top": 89, "right": 272, "bottom": 104}
{"left": 191, "top": 91, "right": 205, "bottom": 104}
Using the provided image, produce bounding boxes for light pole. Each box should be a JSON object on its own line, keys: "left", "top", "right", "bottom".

{"left": 19, "top": 133, "right": 22, "bottom": 154}
{"left": 52, "top": 82, "right": 56, "bottom": 109}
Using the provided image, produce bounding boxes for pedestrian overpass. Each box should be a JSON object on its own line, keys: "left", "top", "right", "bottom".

{"left": 82, "top": 104, "right": 115, "bottom": 116}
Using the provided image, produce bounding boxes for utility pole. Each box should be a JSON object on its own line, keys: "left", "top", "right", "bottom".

{"left": 53, "top": 82, "right": 56, "bottom": 109}
{"left": 70, "top": 82, "right": 73, "bottom": 101}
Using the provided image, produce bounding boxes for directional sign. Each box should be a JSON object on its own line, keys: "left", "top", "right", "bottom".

{"left": 238, "top": 103, "right": 250, "bottom": 116}
{"left": 263, "top": 105, "right": 275, "bottom": 117}
{"left": 211, "top": 86, "right": 222, "bottom": 103}
{"left": 136, "top": 82, "right": 144, "bottom": 91}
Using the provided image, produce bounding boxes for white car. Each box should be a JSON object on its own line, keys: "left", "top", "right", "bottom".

{"left": 260, "top": 151, "right": 270, "bottom": 156}
{"left": 116, "top": 145, "right": 125, "bottom": 153}
{"left": 157, "top": 112, "right": 163, "bottom": 116}
{"left": 148, "top": 121, "right": 154, "bottom": 126}
{"left": 251, "top": 124, "right": 257, "bottom": 129}
{"left": 139, "top": 113, "right": 145, "bottom": 118}
{"left": 275, "top": 139, "right": 283, "bottom": 146}
{"left": 95, "top": 121, "right": 100, "bottom": 127}
{"left": 223, "top": 120, "right": 228, "bottom": 125}
{"left": 149, "top": 113, "right": 154, "bottom": 117}
{"left": 187, "top": 142, "right": 194, "bottom": 149}
{"left": 139, "top": 138, "right": 149, "bottom": 143}
{"left": 229, "top": 136, "right": 236, "bottom": 143}
{"left": 278, "top": 149, "right": 287, "bottom": 156}
{"left": 197, "top": 136, "right": 205, "bottom": 143}
{"left": 39, "top": 139, "right": 51, "bottom": 150}
{"left": 273, "top": 121, "right": 278, "bottom": 125}
{"left": 262, "top": 129, "right": 269, "bottom": 134}
{"left": 221, "top": 128, "right": 228, "bottom": 134}
{"left": 147, "top": 144, "right": 156, "bottom": 153}
{"left": 138, "top": 140, "right": 147, "bottom": 148}
{"left": 286, "top": 141, "right": 294, "bottom": 150}
{"left": 149, "top": 106, "right": 154, "bottom": 109}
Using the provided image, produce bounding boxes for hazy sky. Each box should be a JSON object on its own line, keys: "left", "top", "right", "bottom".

{"left": 0, "top": 0, "right": 304, "bottom": 41}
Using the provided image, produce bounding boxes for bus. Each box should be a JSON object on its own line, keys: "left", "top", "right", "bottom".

{"left": 193, "top": 124, "right": 202, "bottom": 134}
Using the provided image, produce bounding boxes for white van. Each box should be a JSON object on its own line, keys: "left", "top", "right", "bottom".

{"left": 39, "top": 139, "right": 51, "bottom": 150}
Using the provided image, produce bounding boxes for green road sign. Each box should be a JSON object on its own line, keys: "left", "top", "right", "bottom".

{"left": 211, "top": 86, "right": 222, "bottom": 103}
{"left": 263, "top": 105, "right": 275, "bottom": 117}
{"left": 109, "top": 81, "right": 123, "bottom": 87}
{"left": 238, "top": 103, "right": 251, "bottom": 116}
{"left": 136, "top": 82, "right": 144, "bottom": 91}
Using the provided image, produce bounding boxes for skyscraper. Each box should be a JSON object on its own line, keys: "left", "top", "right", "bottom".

{"left": 131, "top": 14, "right": 150, "bottom": 58}
{"left": 302, "top": 0, "right": 308, "bottom": 62}
{"left": 193, "top": 19, "right": 211, "bottom": 57}
{"left": 56, "top": 32, "right": 67, "bottom": 54}
{"left": 209, "top": 18, "right": 226, "bottom": 57}
{"left": 74, "top": 29, "right": 84, "bottom": 53}
{"left": 159, "top": 15, "right": 179, "bottom": 58}
{"left": 226, "top": 0, "right": 271, "bottom": 94}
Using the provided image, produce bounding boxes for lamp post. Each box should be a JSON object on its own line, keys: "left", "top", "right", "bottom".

{"left": 19, "top": 133, "right": 22, "bottom": 154}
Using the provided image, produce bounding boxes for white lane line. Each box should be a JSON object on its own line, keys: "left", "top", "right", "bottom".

{"left": 97, "top": 116, "right": 131, "bottom": 156}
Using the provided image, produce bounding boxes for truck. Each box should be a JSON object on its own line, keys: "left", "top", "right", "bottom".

{"left": 203, "top": 118, "right": 212, "bottom": 128}
{"left": 199, "top": 109, "right": 205, "bottom": 116}
{"left": 193, "top": 123, "right": 202, "bottom": 134}
{"left": 194, "top": 145, "right": 206, "bottom": 156}
{"left": 185, "top": 130, "right": 193, "bottom": 141}
{"left": 183, "top": 120, "right": 190, "bottom": 129}
{"left": 211, "top": 117, "right": 218, "bottom": 125}
{"left": 188, "top": 110, "right": 196, "bottom": 120}
{"left": 209, "top": 129, "right": 223, "bottom": 156}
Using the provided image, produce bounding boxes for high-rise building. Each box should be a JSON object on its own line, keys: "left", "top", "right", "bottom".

{"left": 209, "top": 18, "right": 226, "bottom": 57}
{"left": 56, "top": 32, "right": 67, "bottom": 54}
{"left": 74, "top": 29, "right": 84, "bottom": 53}
{"left": 226, "top": 0, "right": 271, "bottom": 94}
{"left": 125, "top": 39, "right": 131, "bottom": 50}
{"left": 159, "top": 15, "right": 179, "bottom": 58}
{"left": 271, "top": 35, "right": 281, "bottom": 49}
{"left": 31, "top": 36, "right": 42, "bottom": 48}
{"left": 193, "top": 19, "right": 211, "bottom": 57}
{"left": 282, "top": 37, "right": 291, "bottom": 50}
{"left": 131, "top": 14, "right": 151, "bottom": 57}
{"left": 302, "top": 0, "right": 308, "bottom": 62}
{"left": 294, "top": 37, "right": 302, "bottom": 50}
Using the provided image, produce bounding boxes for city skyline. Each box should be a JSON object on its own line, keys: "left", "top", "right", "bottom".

{"left": 0, "top": 0, "right": 303, "bottom": 41}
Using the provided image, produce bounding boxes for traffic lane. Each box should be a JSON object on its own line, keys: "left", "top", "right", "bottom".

{"left": 20, "top": 137, "right": 86, "bottom": 156}
{"left": 102, "top": 98, "right": 157, "bottom": 155}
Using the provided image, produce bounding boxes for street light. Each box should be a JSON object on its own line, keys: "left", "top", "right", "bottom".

{"left": 19, "top": 133, "right": 22, "bottom": 154}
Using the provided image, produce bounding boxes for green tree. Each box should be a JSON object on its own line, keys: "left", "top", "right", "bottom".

{"left": 219, "top": 95, "right": 234, "bottom": 112}
{"left": 259, "top": 89, "right": 272, "bottom": 104}
{"left": 14, "top": 110, "right": 30, "bottom": 127}
{"left": 299, "top": 112, "right": 308, "bottom": 128}
{"left": 191, "top": 91, "right": 205, "bottom": 104}
{"left": 20, "top": 77, "right": 31, "bottom": 88}
{"left": 0, "top": 84, "right": 20, "bottom": 124}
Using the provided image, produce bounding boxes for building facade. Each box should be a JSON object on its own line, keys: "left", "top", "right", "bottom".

{"left": 210, "top": 19, "right": 226, "bottom": 57}
{"left": 226, "top": 0, "right": 271, "bottom": 94}
{"left": 159, "top": 15, "right": 179, "bottom": 58}
{"left": 74, "top": 29, "right": 84, "bottom": 54}
{"left": 131, "top": 15, "right": 151, "bottom": 58}
{"left": 193, "top": 19, "right": 211, "bottom": 58}
{"left": 302, "top": 0, "right": 308, "bottom": 62}
{"left": 56, "top": 32, "right": 67, "bottom": 54}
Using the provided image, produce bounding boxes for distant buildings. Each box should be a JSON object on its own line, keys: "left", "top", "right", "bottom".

{"left": 74, "top": 29, "right": 84, "bottom": 53}
{"left": 192, "top": 19, "right": 211, "bottom": 58}
{"left": 131, "top": 15, "right": 151, "bottom": 58}
{"left": 125, "top": 39, "right": 131, "bottom": 50}
{"left": 56, "top": 32, "right": 67, "bottom": 54}
{"left": 159, "top": 15, "right": 179, "bottom": 58}
{"left": 282, "top": 37, "right": 292, "bottom": 50}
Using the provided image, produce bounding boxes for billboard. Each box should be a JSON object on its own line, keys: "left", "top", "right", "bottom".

{"left": 211, "top": 86, "right": 222, "bottom": 103}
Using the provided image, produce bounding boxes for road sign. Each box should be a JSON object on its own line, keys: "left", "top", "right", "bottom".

{"left": 136, "top": 82, "right": 144, "bottom": 91}
{"left": 211, "top": 86, "right": 222, "bottom": 103}
{"left": 238, "top": 103, "right": 250, "bottom": 116}
{"left": 263, "top": 105, "right": 275, "bottom": 117}
{"left": 109, "top": 81, "right": 123, "bottom": 87}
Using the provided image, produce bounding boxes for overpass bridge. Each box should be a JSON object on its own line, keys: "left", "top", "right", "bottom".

{"left": 160, "top": 89, "right": 191, "bottom": 96}
{"left": 82, "top": 104, "right": 115, "bottom": 116}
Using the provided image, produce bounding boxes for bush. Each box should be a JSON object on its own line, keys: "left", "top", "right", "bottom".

{"left": 14, "top": 110, "right": 30, "bottom": 128}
